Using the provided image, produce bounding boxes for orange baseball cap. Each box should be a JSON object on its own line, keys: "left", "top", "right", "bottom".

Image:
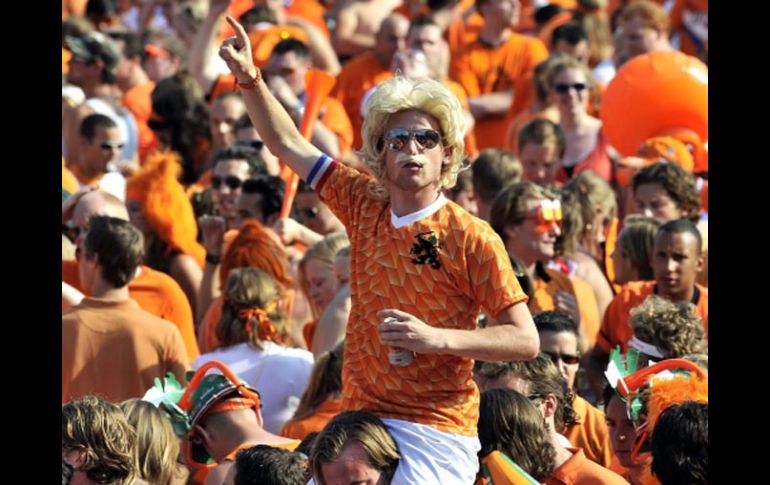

{"left": 615, "top": 136, "right": 695, "bottom": 188}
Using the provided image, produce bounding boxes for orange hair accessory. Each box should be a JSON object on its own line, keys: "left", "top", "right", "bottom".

{"left": 126, "top": 151, "right": 205, "bottom": 267}
{"left": 239, "top": 303, "right": 283, "bottom": 344}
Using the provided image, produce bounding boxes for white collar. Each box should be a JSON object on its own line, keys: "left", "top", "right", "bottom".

{"left": 390, "top": 193, "right": 448, "bottom": 229}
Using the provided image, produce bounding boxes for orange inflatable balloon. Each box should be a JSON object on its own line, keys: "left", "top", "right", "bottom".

{"left": 600, "top": 51, "right": 708, "bottom": 157}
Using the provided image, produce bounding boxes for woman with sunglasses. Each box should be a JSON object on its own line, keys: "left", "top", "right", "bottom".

{"left": 548, "top": 56, "right": 616, "bottom": 184}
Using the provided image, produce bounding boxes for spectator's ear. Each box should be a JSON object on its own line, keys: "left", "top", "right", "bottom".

{"left": 542, "top": 393, "right": 558, "bottom": 421}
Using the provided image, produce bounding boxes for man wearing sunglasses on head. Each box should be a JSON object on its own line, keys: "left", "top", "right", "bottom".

{"left": 218, "top": 16, "right": 539, "bottom": 484}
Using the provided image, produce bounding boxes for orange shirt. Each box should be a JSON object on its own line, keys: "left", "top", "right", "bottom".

{"left": 544, "top": 447, "right": 627, "bottom": 485}
{"left": 122, "top": 81, "right": 160, "bottom": 164}
{"left": 62, "top": 158, "right": 80, "bottom": 194}
{"left": 450, "top": 33, "right": 548, "bottom": 150}
{"left": 596, "top": 281, "right": 708, "bottom": 353}
{"left": 302, "top": 319, "right": 318, "bottom": 351}
{"left": 563, "top": 396, "right": 614, "bottom": 469}
{"left": 281, "top": 399, "right": 343, "bottom": 440}
{"left": 316, "top": 159, "right": 528, "bottom": 436}
{"left": 532, "top": 268, "right": 602, "bottom": 350}
{"left": 285, "top": 0, "right": 331, "bottom": 39}
{"left": 444, "top": 79, "right": 479, "bottom": 157}
{"left": 62, "top": 261, "right": 200, "bottom": 360}
{"left": 330, "top": 51, "right": 393, "bottom": 150}
{"left": 446, "top": 0, "right": 484, "bottom": 54}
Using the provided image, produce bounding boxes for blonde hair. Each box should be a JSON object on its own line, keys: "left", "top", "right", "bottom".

{"left": 298, "top": 232, "right": 350, "bottom": 318}
{"left": 631, "top": 295, "right": 707, "bottom": 358}
{"left": 565, "top": 170, "right": 617, "bottom": 258}
{"left": 119, "top": 399, "right": 184, "bottom": 485}
{"left": 360, "top": 76, "right": 467, "bottom": 200}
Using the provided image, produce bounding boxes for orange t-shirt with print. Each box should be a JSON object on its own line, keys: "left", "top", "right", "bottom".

{"left": 596, "top": 281, "right": 708, "bottom": 353}
{"left": 315, "top": 158, "right": 528, "bottom": 436}
{"left": 450, "top": 33, "right": 548, "bottom": 150}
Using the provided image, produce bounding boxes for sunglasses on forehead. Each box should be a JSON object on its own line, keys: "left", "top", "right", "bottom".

{"left": 524, "top": 199, "right": 563, "bottom": 232}
{"left": 380, "top": 128, "right": 441, "bottom": 151}
{"left": 554, "top": 82, "right": 588, "bottom": 94}
{"left": 211, "top": 175, "right": 244, "bottom": 190}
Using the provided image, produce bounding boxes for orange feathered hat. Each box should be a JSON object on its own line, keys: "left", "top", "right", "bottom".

{"left": 126, "top": 151, "right": 206, "bottom": 268}
{"left": 647, "top": 372, "right": 708, "bottom": 432}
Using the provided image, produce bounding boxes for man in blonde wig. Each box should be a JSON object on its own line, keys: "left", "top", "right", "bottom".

{"left": 217, "top": 16, "right": 539, "bottom": 482}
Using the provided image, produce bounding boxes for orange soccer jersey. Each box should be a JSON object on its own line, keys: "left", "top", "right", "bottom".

{"left": 310, "top": 155, "right": 528, "bottom": 436}
{"left": 450, "top": 33, "right": 548, "bottom": 150}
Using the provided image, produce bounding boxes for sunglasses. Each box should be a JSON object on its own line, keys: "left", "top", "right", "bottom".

{"left": 542, "top": 349, "right": 580, "bottom": 365}
{"left": 554, "top": 82, "right": 588, "bottom": 94}
{"left": 100, "top": 142, "right": 125, "bottom": 151}
{"left": 524, "top": 199, "right": 563, "bottom": 233}
{"left": 381, "top": 128, "right": 441, "bottom": 151}
{"left": 237, "top": 140, "right": 265, "bottom": 151}
{"left": 211, "top": 175, "right": 244, "bottom": 190}
{"left": 297, "top": 207, "right": 319, "bottom": 220}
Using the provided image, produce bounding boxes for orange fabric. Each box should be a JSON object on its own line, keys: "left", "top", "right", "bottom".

{"left": 209, "top": 74, "right": 238, "bottom": 104}
{"left": 62, "top": 158, "right": 80, "bottom": 194}
{"left": 122, "top": 81, "right": 160, "bottom": 164}
{"left": 532, "top": 269, "right": 601, "bottom": 350}
{"left": 285, "top": 0, "right": 331, "bottom": 39}
{"left": 699, "top": 179, "right": 708, "bottom": 212}
{"left": 320, "top": 97, "right": 354, "bottom": 158}
{"left": 62, "top": 47, "right": 71, "bottom": 75}
{"left": 219, "top": 221, "right": 294, "bottom": 290}
{"left": 62, "top": 298, "right": 190, "bottom": 403}
{"left": 249, "top": 26, "right": 309, "bottom": 69}
{"left": 444, "top": 79, "right": 479, "bottom": 157}
{"left": 450, "top": 33, "right": 548, "bottom": 150}
{"left": 563, "top": 396, "right": 614, "bottom": 469}
{"left": 444, "top": 0, "right": 484, "bottom": 53}
{"left": 69, "top": 163, "right": 103, "bottom": 186}
{"left": 330, "top": 51, "right": 393, "bottom": 150}
{"left": 544, "top": 447, "right": 627, "bottom": 485}
{"left": 280, "top": 399, "right": 343, "bottom": 440}
{"left": 216, "top": 0, "right": 262, "bottom": 45}
{"left": 319, "top": 161, "right": 528, "bottom": 436}
{"left": 302, "top": 319, "right": 318, "bottom": 351}
{"left": 62, "top": 261, "right": 200, "bottom": 361}
{"left": 127, "top": 152, "right": 206, "bottom": 268}
{"left": 596, "top": 281, "right": 708, "bottom": 353}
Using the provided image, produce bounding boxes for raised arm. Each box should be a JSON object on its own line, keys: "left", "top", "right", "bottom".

{"left": 219, "top": 16, "right": 322, "bottom": 180}
{"left": 189, "top": 0, "right": 230, "bottom": 95}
